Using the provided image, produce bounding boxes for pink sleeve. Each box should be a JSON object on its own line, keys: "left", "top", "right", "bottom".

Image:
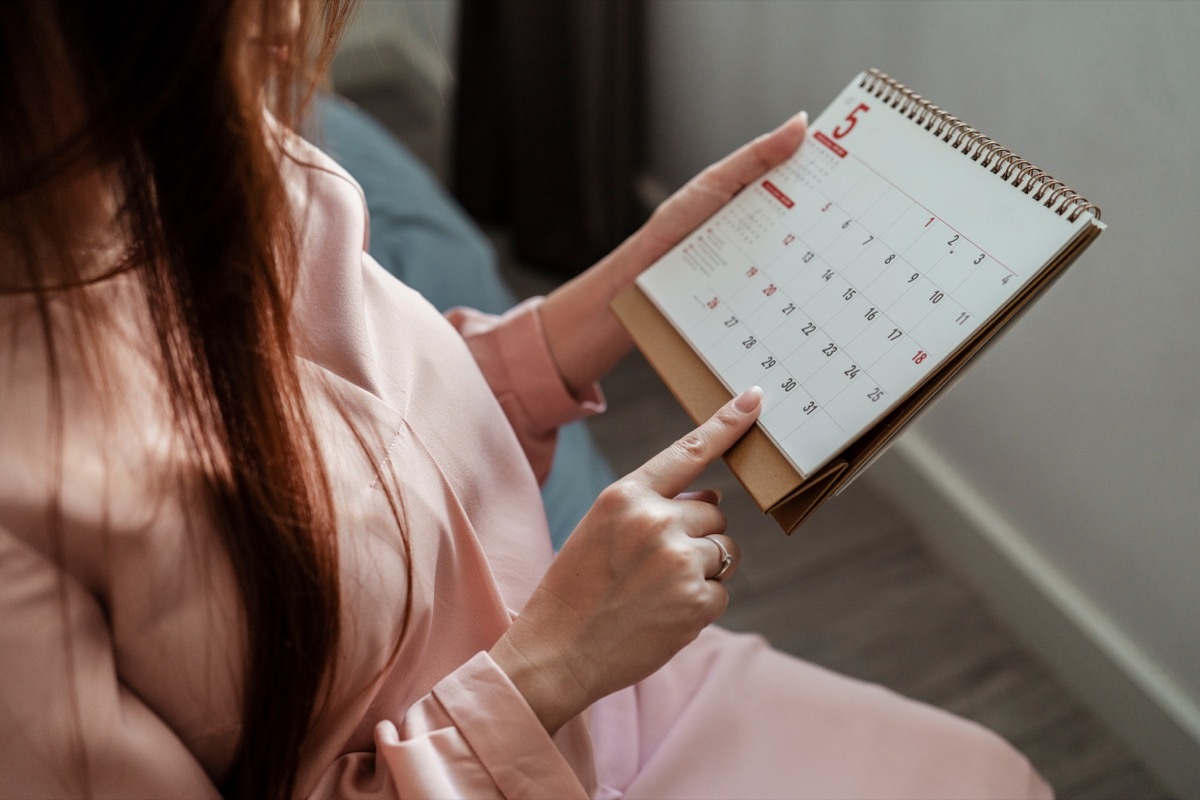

{"left": 446, "top": 299, "right": 605, "bottom": 484}
{"left": 3, "top": 523, "right": 591, "bottom": 799}
{"left": 0, "top": 526, "right": 221, "bottom": 799}
{"left": 309, "top": 653, "right": 590, "bottom": 799}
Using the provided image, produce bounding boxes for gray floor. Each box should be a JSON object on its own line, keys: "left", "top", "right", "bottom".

{"left": 338, "top": 74, "right": 1170, "bottom": 800}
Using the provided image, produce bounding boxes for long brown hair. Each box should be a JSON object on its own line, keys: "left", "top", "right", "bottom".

{"left": 0, "top": 1, "right": 358, "bottom": 797}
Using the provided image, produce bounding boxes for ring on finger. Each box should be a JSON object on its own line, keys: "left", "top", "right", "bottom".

{"left": 707, "top": 536, "right": 734, "bottom": 581}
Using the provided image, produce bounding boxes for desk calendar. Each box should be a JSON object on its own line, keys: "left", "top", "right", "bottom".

{"left": 612, "top": 69, "right": 1105, "bottom": 532}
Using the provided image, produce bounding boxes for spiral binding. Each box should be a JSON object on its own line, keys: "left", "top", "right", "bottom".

{"left": 859, "top": 69, "right": 1100, "bottom": 222}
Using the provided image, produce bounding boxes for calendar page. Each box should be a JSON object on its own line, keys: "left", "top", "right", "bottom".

{"left": 636, "top": 73, "right": 1098, "bottom": 477}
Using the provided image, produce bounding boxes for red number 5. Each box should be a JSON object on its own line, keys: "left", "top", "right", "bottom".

{"left": 833, "top": 103, "right": 870, "bottom": 140}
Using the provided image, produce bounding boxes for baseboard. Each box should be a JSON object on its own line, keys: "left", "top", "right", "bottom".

{"left": 864, "top": 433, "right": 1200, "bottom": 798}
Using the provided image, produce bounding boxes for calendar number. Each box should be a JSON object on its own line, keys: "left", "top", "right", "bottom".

{"left": 832, "top": 102, "right": 869, "bottom": 139}
{"left": 822, "top": 269, "right": 835, "bottom": 281}
{"left": 947, "top": 234, "right": 960, "bottom": 247}
{"left": 868, "top": 387, "right": 884, "bottom": 402}
{"left": 865, "top": 307, "right": 878, "bottom": 321}
{"left": 761, "top": 356, "right": 777, "bottom": 369}
{"left": 844, "top": 364, "right": 861, "bottom": 379}
{"left": 862, "top": 235, "right": 874, "bottom": 246}
{"left": 802, "top": 400, "right": 818, "bottom": 415}
{"left": 887, "top": 328, "right": 903, "bottom": 341}
{"left": 742, "top": 336, "right": 758, "bottom": 349}
{"left": 843, "top": 288, "right": 856, "bottom": 301}
{"left": 781, "top": 302, "right": 797, "bottom": 316}
{"left": 974, "top": 253, "right": 985, "bottom": 265}
{"left": 782, "top": 378, "right": 797, "bottom": 392}
{"left": 723, "top": 315, "right": 738, "bottom": 328}
{"left": 801, "top": 321, "right": 817, "bottom": 336}
{"left": 841, "top": 218, "right": 852, "bottom": 230}
{"left": 884, "top": 253, "right": 896, "bottom": 265}
{"left": 803, "top": 250, "right": 816, "bottom": 263}
{"left": 746, "top": 265, "right": 759, "bottom": 277}
{"left": 956, "top": 312, "right": 971, "bottom": 325}
{"left": 783, "top": 233, "right": 796, "bottom": 246}
{"left": 907, "top": 272, "right": 919, "bottom": 283}
{"left": 929, "top": 290, "right": 945, "bottom": 304}
{"left": 822, "top": 342, "right": 839, "bottom": 357}
{"left": 763, "top": 283, "right": 777, "bottom": 297}
{"left": 706, "top": 296, "right": 719, "bottom": 309}
{"left": 912, "top": 350, "right": 928, "bottom": 364}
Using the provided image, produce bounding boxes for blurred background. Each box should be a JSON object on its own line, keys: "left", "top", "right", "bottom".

{"left": 324, "top": 2, "right": 1199, "bottom": 797}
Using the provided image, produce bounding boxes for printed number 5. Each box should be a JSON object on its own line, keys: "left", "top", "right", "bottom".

{"left": 833, "top": 103, "right": 869, "bottom": 140}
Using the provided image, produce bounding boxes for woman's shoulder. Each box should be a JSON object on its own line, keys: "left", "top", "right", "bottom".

{"left": 274, "top": 118, "right": 372, "bottom": 248}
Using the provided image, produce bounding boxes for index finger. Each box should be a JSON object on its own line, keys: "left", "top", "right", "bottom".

{"left": 631, "top": 386, "right": 763, "bottom": 498}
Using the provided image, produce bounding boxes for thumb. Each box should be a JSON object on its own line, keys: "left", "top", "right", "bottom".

{"left": 631, "top": 386, "right": 762, "bottom": 498}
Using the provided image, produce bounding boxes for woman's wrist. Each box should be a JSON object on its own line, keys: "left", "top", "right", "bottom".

{"left": 538, "top": 248, "right": 638, "bottom": 395}
{"left": 489, "top": 617, "right": 594, "bottom": 735}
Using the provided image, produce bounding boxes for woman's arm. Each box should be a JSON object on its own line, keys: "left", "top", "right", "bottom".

{"left": 485, "top": 119, "right": 806, "bottom": 732}
{"left": 490, "top": 385, "right": 764, "bottom": 734}
{"left": 538, "top": 113, "right": 807, "bottom": 397}
{"left": 0, "top": 524, "right": 223, "bottom": 799}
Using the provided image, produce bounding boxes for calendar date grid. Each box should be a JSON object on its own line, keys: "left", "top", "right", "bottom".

{"left": 842, "top": 152, "right": 1016, "bottom": 280}
{"left": 679, "top": 177, "right": 1012, "bottom": 456}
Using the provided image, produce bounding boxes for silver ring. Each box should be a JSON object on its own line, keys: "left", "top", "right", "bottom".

{"left": 707, "top": 536, "right": 733, "bottom": 581}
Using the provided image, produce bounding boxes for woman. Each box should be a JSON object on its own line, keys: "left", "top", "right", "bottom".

{"left": 0, "top": 1, "right": 1050, "bottom": 798}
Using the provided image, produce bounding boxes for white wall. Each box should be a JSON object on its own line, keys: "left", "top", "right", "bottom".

{"left": 645, "top": 0, "right": 1200, "bottom": 794}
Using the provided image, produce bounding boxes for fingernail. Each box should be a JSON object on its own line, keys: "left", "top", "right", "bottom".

{"left": 774, "top": 111, "right": 806, "bottom": 134}
{"left": 735, "top": 386, "right": 763, "bottom": 412}
{"left": 714, "top": 489, "right": 723, "bottom": 504}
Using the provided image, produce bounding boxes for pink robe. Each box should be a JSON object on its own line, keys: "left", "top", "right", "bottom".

{"left": 0, "top": 135, "right": 1050, "bottom": 799}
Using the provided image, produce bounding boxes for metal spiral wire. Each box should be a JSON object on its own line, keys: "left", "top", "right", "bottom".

{"left": 859, "top": 69, "right": 1100, "bottom": 222}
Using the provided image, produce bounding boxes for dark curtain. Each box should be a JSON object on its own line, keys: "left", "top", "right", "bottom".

{"left": 452, "top": 0, "right": 644, "bottom": 276}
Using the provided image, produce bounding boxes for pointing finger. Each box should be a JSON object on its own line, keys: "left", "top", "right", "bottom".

{"left": 632, "top": 386, "right": 762, "bottom": 498}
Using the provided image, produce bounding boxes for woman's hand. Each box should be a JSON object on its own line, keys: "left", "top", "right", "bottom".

{"left": 490, "top": 387, "right": 763, "bottom": 734}
{"left": 538, "top": 112, "right": 807, "bottom": 396}
{"left": 624, "top": 109, "right": 809, "bottom": 276}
